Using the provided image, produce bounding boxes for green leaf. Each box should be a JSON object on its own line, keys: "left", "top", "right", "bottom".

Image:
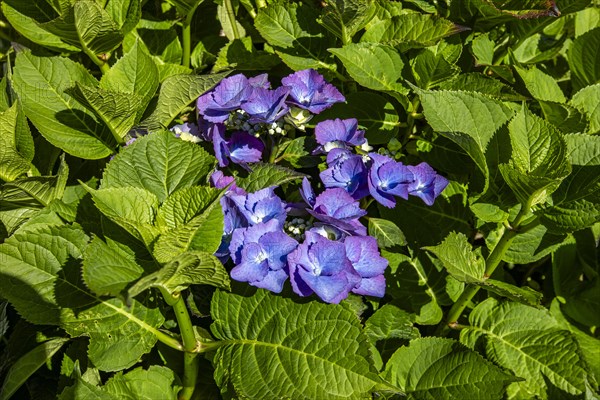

{"left": 314, "top": 91, "right": 400, "bottom": 145}
{"left": 318, "top": 0, "right": 376, "bottom": 43}
{"left": 383, "top": 337, "right": 518, "bottom": 400}
{"left": 382, "top": 250, "right": 449, "bottom": 325}
{"left": 571, "top": 84, "right": 600, "bottom": 134}
{"left": 210, "top": 289, "right": 397, "bottom": 399}
{"left": 0, "top": 155, "right": 69, "bottom": 210}
{"left": 100, "top": 41, "right": 160, "bottom": 122}
{"left": 0, "top": 103, "right": 33, "bottom": 181}
{"left": 152, "top": 191, "right": 224, "bottom": 263}
{"left": 568, "top": 27, "right": 600, "bottom": 89}
{"left": 236, "top": 163, "right": 306, "bottom": 193}
{"left": 475, "top": 279, "right": 543, "bottom": 308}
{"left": 379, "top": 194, "right": 471, "bottom": 248}
{"left": 0, "top": 224, "right": 89, "bottom": 325}
{"left": 471, "top": 33, "right": 495, "bottom": 65}
{"left": 411, "top": 47, "right": 460, "bottom": 90}
{"left": 42, "top": 0, "right": 124, "bottom": 54}
{"left": 539, "top": 101, "right": 589, "bottom": 134}
{"left": 255, "top": 2, "right": 336, "bottom": 71}
{"left": 364, "top": 304, "right": 420, "bottom": 342}
{"left": 12, "top": 51, "right": 115, "bottom": 159}
{"left": 460, "top": 298, "right": 588, "bottom": 398}
{"left": 329, "top": 43, "right": 407, "bottom": 94}
{"left": 499, "top": 107, "right": 571, "bottom": 206}
{"left": 1, "top": 0, "right": 79, "bottom": 52}
{"left": 425, "top": 232, "right": 486, "bottom": 284}
{"left": 71, "top": 83, "right": 143, "bottom": 143}
{"left": 274, "top": 136, "right": 319, "bottom": 168}
{"left": 105, "top": 0, "right": 142, "bottom": 35}
{"left": 128, "top": 251, "right": 230, "bottom": 298}
{"left": 84, "top": 186, "right": 161, "bottom": 247}
{"left": 438, "top": 73, "right": 526, "bottom": 102}
{"left": 213, "top": 37, "right": 281, "bottom": 73}
{"left": 155, "top": 186, "right": 222, "bottom": 229}
{"left": 61, "top": 297, "right": 165, "bottom": 371}
{"left": 83, "top": 236, "right": 144, "bottom": 297}
{"left": 538, "top": 146, "right": 600, "bottom": 235}
{"left": 0, "top": 338, "right": 70, "bottom": 400}
{"left": 515, "top": 66, "right": 566, "bottom": 103}
{"left": 368, "top": 218, "right": 406, "bottom": 248}
{"left": 552, "top": 230, "right": 600, "bottom": 327}
{"left": 142, "top": 72, "right": 228, "bottom": 131}
{"left": 361, "top": 14, "right": 464, "bottom": 48}
{"left": 217, "top": 3, "right": 246, "bottom": 41}
{"left": 102, "top": 366, "right": 179, "bottom": 399}
{"left": 101, "top": 131, "right": 215, "bottom": 203}
{"left": 470, "top": 202, "right": 509, "bottom": 223}
{"left": 168, "top": 0, "right": 204, "bottom": 16}
{"left": 550, "top": 300, "right": 600, "bottom": 383}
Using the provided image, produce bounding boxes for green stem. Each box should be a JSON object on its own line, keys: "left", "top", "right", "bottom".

{"left": 268, "top": 136, "right": 279, "bottom": 164}
{"left": 444, "top": 206, "right": 531, "bottom": 326}
{"left": 162, "top": 289, "right": 200, "bottom": 400}
{"left": 224, "top": 0, "right": 241, "bottom": 40}
{"left": 402, "top": 97, "right": 421, "bottom": 145}
{"left": 255, "top": 0, "right": 267, "bottom": 8}
{"left": 79, "top": 34, "right": 110, "bottom": 74}
{"left": 181, "top": 10, "right": 197, "bottom": 69}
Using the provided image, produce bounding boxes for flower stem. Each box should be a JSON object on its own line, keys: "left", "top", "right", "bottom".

{"left": 181, "top": 8, "right": 198, "bottom": 69}
{"left": 161, "top": 289, "right": 199, "bottom": 400}
{"left": 444, "top": 206, "right": 531, "bottom": 327}
{"left": 224, "top": 0, "right": 241, "bottom": 40}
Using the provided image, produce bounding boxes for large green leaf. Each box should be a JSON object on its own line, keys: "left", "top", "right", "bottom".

{"left": 168, "top": 0, "right": 205, "bottom": 16}
{"left": 571, "top": 84, "right": 600, "bottom": 134}
{"left": 105, "top": 0, "right": 142, "bottom": 34}
{"left": 213, "top": 37, "right": 281, "bottom": 73}
{"left": 329, "top": 43, "right": 407, "bottom": 94}
{"left": 361, "top": 14, "right": 464, "bottom": 48}
{"left": 41, "top": 0, "right": 124, "bottom": 54}
{"left": 515, "top": 66, "right": 566, "bottom": 103}
{"left": 364, "top": 304, "right": 420, "bottom": 342}
{"left": 100, "top": 40, "right": 160, "bottom": 122}
{"left": 12, "top": 51, "right": 115, "bottom": 159}
{"left": 155, "top": 186, "right": 222, "bottom": 229}
{"left": 318, "top": 0, "right": 376, "bottom": 43}
{"left": 142, "top": 72, "right": 228, "bottom": 131}
{"left": 383, "top": 337, "right": 518, "bottom": 400}
{"left": 83, "top": 236, "right": 145, "bottom": 297}
{"left": 0, "top": 103, "right": 33, "bottom": 182}
{"left": 425, "top": 232, "right": 486, "bottom": 284}
{"left": 236, "top": 163, "right": 306, "bottom": 193}
{"left": 411, "top": 46, "right": 461, "bottom": 90}
{"left": 84, "top": 186, "right": 161, "bottom": 247}
{"left": 128, "top": 251, "right": 230, "bottom": 298}
{"left": 0, "top": 338, "right": 69, "bottom": 400}
{"left": 71, "top": 83, "right": 142, "bottom": 143}
{"left": 499, "top": 108, "right": 571, "bottom": 206}
{"left": 152, "top": 189, "right": 224, "bottom": 263}
{"left": 59, "top": 366, "right": 178, "bottom": 400}
{"left": 568, "top": 27, "right": 600, "bottom": 89}
{"left": 538, "top": 140, "right": 600, "bottom": 232}
{"left": 1, "top": 0, "right": 79, "bottom": 52}
{"left": 101, "top": 131, "right": 215, "bottom": 202}
{"left": 461, "top": 298, "right": 589, "bottom": 399}
{"left": 210, "top": 289, "right": 399, "bottom": 399}
{"left": 255, "top": 2, "right": 336, "bottom": 71}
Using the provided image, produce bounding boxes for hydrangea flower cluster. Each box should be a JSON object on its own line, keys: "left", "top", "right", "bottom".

{"left": 172, "top": 69, "right": 449, "bottom": 304}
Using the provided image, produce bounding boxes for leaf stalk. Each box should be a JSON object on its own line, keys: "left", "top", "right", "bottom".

{"left": 444, "top": 206, "right": 531, "bottom": 327}
{"left": 224, "top": 0, "right": 241, "bottom": 40}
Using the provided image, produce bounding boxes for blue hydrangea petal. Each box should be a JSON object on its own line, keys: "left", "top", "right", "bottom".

{"left": 300, "top": 177, "right": 316, "bottom": 207}
{"left": 230, "top": 242, "right": 270, "bottom": 282}
{"left": 281, "top": 69, "right": 344, "bottom": 114}
{"left": 241, "top": 86, "right": 290, "bottom": 124}
{"left": 251, "top": 268, "right": 289, "bottom": 293}
{"left": 352, "top": 275, "right": 386, "bottom": 298}
{"left": 259, "top": 231, "right": 298, "bottom": 270}
{"left": 344, "top": 236, "right": 388, "bottom": 278}
{"left": 228, "top": 132, "right": 265, "bottom": 165}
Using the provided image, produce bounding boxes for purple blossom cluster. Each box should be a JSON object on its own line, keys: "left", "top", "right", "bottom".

{"left": 172, "top": 69, "right": 450, "bottom": 303}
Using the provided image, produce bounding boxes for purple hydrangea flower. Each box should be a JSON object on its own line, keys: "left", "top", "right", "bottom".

{"left": 248, "top": 73, "right": 271, "bottom": 89}
{"left": 314, "top": 118, "right": 365, "bottom": 153}
{"left": 210, "top": 125, "right": 264, "bottom": 167}
{"left": 287, "top": 231, "right": 361, "bottom": 303}
{"left": 307, "top": 188, "right": 367, "bottom": 236}
{"left": 367, "top": 153, "right": 414, "bottom": 208}
{"left": 197, "top": 74, "right": 253, "bottom": 123}
{"left": 300, "top": 177, "right": 316, "bottom": 207}
{"left": 320, "top": 152, "right": 368, "bottom": 200}
{"left": 229, "top": 219, "right": 298, "bottom": 293}
{"left": 229, "top": 187, "right": 287, "bottom": 227}
{"left": 407, "top": 162, "right": 449, "bottom": 206}
{"left": 241, "top": 86, "right": 290, "bottom": 124}
{"left": 215, "top": 195, "right": 247, "bottom": 262}
{"left": 281, "top": 69, "right": 345, "bottom": 114}
{"left": 210, "top": 170, "right": 246, "bottom": 196}
{"left": 344, "top": 236, "right": 387, "bottom": 297}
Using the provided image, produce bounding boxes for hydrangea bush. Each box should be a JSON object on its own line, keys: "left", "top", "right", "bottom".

{"left": 0, "top": 0, "right": 599, "bottom": 399}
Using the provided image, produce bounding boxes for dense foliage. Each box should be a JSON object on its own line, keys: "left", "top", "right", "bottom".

{"left": 0, "top": 0, "right": 599, "bottom": 399}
